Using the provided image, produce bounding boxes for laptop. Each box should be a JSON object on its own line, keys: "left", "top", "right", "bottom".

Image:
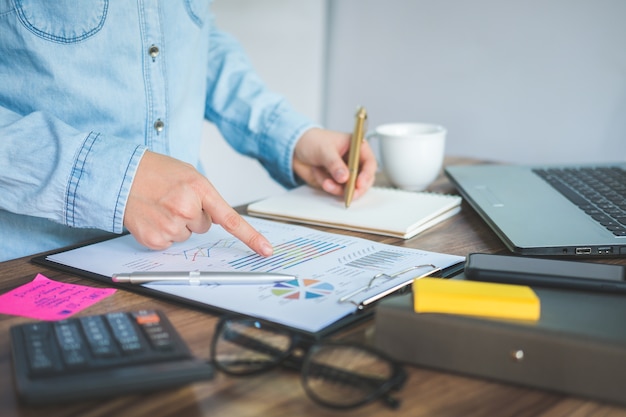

{"left": 445, "top": 162, "right": 626, "bottom": 257}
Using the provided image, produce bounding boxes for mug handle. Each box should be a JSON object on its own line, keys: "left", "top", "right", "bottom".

{"left": 365, "top": 131, "right": 383, "bottom": 170}
{"left": 365, "top": 130, "right": 377, "bottom": 141}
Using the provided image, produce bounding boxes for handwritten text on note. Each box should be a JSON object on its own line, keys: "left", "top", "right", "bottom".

{"left": 0, "top": 273, "right": 116, "bottom": 320}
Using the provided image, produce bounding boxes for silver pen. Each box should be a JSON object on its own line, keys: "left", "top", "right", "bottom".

{"left": 111, "top": 271, "right": 296, "bottom": 285}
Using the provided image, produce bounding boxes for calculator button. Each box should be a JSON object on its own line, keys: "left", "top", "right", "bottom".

{"left": 55, "top": 321, "right": 83, "bottom": 351}
{"left": 106, "top": 312, "right": 143, "bottom": 353}
{"left": 133, "top": 310, "right": 161, "bottom": 325}
{"left": 22, "top": 323, "right": 62, "bottom": 376}
{"left": 133, "top": 310, "right": 175, "bottom": 351}
{"left": 79, "top": 315, "right": 117, "bottom": 358}
{"left": 142, "top": 324, "right": 174, "bottom": 351}
{"left": 29, "top": 352, "right": 56, "bottom": 374}
{"left": 22, "top": 322, "right": 50, "bottom": 339}
{"left": 54, "top": 321, "right": 88, "bottom": 369}
{"left": 61, "top": 350, "right": 88, "bottom": 368}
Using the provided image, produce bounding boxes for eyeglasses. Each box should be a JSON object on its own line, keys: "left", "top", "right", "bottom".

{"left": 210, "top": 316, "right": 407, "bottom": 410}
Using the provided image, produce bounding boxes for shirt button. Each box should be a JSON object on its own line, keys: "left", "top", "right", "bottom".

{"left": 149, "top": 45, "right": 160, "bottom": 59}
{"left": 154, "top": 119, "right": 164, "bottom": 133}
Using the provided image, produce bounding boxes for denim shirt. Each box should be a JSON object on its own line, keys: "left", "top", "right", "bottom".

{"left": 0, "top": 0, "right": 314, "bottom": 262}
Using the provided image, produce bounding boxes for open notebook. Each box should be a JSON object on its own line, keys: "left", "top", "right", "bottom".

{"left": 247, "top": 186, "right": 462, "bottom": 239}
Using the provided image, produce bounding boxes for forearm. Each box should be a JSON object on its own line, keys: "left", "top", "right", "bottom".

{"left": 203, "top": 28, "right": 316, "bottom": 188}
{"left": 0, "top": 107, "right": 146, "bottom": 233}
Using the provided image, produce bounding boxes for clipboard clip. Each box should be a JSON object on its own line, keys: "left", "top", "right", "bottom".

{"left": 338, "top": 264, "right": 442, "bottom": 310}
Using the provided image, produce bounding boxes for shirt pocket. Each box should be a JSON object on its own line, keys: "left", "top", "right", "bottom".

{"left": 185, "top": 0, "right": 212, "bottom": 28}
{"left": 14, "top": 0, "right": 108, "bottom": 43}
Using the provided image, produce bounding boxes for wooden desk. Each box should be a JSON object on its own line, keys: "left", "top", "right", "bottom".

{"left": 2, "top": 157, "right": 626, "bottom": 417}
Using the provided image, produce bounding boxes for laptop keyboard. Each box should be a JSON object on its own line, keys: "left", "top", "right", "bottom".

{"left": 533, "top": 166, "right": 626, "bottom": 236}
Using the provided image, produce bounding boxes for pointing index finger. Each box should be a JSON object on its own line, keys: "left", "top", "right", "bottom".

{"left": 202, "top": 188, "right": 273, "bottom": 257}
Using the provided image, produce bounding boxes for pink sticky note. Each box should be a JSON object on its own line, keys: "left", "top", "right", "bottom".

{"left": 0, "top": 273, "right": 116, "bottom": 320}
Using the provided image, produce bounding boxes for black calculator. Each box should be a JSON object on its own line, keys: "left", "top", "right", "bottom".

{"left": 10, "top": 310, "right": 214, "bottom": 405}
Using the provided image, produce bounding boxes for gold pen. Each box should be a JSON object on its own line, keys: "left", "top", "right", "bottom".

{"left": 344, "top": 106, "right": 367, "bottom": 208}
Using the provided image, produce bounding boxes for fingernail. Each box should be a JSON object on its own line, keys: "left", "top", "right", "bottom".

{"left": 260, "top": 242, "right": 274, "bottom": 257}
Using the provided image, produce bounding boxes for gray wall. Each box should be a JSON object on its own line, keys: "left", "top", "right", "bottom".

{"left": 324, "top": 0, "right": 626, "bottom": 165}
{"left": 201, "top": 0, "right": 326, "bottom": 206}
{"left": 204, "top": 0, "right": 626, "bottom": 206}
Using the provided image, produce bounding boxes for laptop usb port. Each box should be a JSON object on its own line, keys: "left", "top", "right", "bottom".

{"left": 575, "top": 247, "right": 592, "bottom": 255}
{"left": 597, "top": 247, "right": 613, "bottom": 255}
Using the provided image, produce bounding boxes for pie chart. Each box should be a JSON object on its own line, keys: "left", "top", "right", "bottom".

{"left": 271, "top": 278, "right": 334, "bottom": 300}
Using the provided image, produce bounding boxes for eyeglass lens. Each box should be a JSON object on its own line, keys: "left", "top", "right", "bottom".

{"left": 302, "top": 344, "right": 396, "bottom": 409}
{"left": 212, "top": 319, "right": 292, "bottom": 375}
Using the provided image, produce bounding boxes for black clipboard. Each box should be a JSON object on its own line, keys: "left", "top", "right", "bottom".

{"left": 32, "top": 236, "right": 464, "bottom": 341}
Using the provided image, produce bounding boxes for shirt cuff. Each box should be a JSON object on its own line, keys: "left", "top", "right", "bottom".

{"left": 66, "top": 132, "right": 147, "bottom": 233}
{"left": 257, "top": 100, "right": 319, "bottom": 188}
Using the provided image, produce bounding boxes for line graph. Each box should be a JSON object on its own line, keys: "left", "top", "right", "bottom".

{"left": 161, "top": 238, "right": 239, "bottom": 263}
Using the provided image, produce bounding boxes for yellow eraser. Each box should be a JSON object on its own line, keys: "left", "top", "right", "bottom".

{"left": 413, "top": 278, "right": 540, "bottom": 321}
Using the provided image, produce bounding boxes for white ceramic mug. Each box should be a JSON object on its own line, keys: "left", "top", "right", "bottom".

{"left": 369, "top": 123, "right": 446, "bottom": 191}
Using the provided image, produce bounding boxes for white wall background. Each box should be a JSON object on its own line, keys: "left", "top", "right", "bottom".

{"left": 324, "top": 0, "right": 626, "bottom": 165}
{"left": 202, "top": 0, "right": 626, "bottom": 206}
{"left": 200, "top": 0, "right": 327, "bottom": 206}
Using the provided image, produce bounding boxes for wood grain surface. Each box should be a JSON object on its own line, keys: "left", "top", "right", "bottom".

{"left": 2, "top": 157, "right": 626, "bottom": 417}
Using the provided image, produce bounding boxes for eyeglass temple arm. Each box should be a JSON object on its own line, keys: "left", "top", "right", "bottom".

{"left": 221, "top": 328, "right": 288, "bottom": 358}
{"left": 306, "top": 362, "right": 405, "bottom": 409}
{"left": 308, "top": 363, "right": 386, "bottom": 384}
